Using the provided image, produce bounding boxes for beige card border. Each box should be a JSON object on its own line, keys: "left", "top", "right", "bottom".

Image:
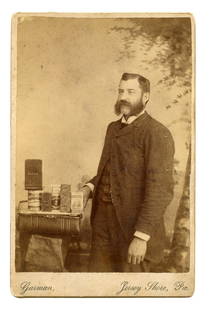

{"left": 11, "top": 12, "right": 195, "bottom": 297}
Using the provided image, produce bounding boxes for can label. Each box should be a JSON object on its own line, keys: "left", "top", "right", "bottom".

{"left": 60, "top": 184, "right": 71, "bottom": 212}
{"left": 71, "top": 191, "right": 83, "bottom": 215}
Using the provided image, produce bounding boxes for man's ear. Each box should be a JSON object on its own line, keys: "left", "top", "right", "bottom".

{"left": 143, "top": 92, "right": 150, "bottom": 105}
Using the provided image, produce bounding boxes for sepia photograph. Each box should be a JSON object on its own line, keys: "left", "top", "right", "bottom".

{"left": 11, "top": 12, "right": 195, "bottom": 297}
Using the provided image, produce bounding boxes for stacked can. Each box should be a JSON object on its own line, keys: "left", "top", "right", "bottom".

{"left": 40, "top": 192, "right": 52, "bottom": 211}
{"left": 28, "top": 190, "right": 42, "bottom": 211}
{"left": 71, "top": 191, "right": 83, "bottom": 215}
{"left": 60, "top": 184, "right": 71, "bottom": 213}
{"left": 51, "top": 184, "right": 61, "bottom": 209}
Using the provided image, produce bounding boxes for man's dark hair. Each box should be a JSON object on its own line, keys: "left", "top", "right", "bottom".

{"left": 121, "top": 73, "right": 150, "bottom": 93}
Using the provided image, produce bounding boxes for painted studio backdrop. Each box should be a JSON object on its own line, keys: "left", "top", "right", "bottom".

{"left": 15, "top": 16, "right": 192, "bottom": 272}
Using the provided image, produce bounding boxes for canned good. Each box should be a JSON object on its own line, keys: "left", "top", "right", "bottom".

{"left": 60, "top": 184, "right": 71, "bottom": 212}
{"left": 52, "top": 196, "right": 60, "bottom": 209}
{"left": 28, "top": 190, "right": 41, "bottom": 210}
{"left": 71, "top": 191, "right": 83, "bottom": 215}
{"left": 40, "top": 192, "right": 52, "bottom": 211}
{"left": 28, "top": 190, "right": 42, "bottom": 199}
{"left": 51, "top": 184, "right": 61, "bottom": 209}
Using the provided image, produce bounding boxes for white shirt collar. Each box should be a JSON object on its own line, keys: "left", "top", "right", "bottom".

{"left": 121, "top": 110, "right": 146, "bottom": 124}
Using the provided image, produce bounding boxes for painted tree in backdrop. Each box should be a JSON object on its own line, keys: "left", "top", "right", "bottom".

{"left": 110, "top": 17, "right": 192, "bottom": 271}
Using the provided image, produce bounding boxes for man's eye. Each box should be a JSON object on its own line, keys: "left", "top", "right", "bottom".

{"left": 128, "top": 91, "right": 135, "bottom": 94}
{"left": 119, "top": 90, "right": 124, "bottom": 94}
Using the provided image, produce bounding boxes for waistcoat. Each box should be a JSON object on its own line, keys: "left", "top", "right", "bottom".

{"left": 96, "top": 123, "right": 128, "bottom": 203}
{"left": 96, "top": 159, "right": 112, "bottom": 202}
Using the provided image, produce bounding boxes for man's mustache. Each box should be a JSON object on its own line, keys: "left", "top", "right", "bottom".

{"left": 115, "top": 98, "right": 145, "bottom": 117}
{"left": 117, "top": 100, "right": 131, "bottom": 107}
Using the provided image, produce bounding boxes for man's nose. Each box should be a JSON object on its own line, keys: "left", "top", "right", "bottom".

{"left": 119, "top": 92, "right": 128, "bottom": 101}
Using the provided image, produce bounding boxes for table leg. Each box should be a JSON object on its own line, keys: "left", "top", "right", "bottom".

{"left": 19, "top": 231, "right": 31, "bottom": 271}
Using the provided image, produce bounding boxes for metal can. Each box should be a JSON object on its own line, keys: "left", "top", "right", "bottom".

{"left": 28, "top": 190, "right": 42, "bottom": 211}
{"left": 51, "top": 184, "right": 61, "bottom": 209}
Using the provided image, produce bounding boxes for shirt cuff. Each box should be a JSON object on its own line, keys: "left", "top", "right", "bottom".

{"left": 85, "top": 183, "right": 94, "bottom": 192}
{"left": 134, "top": 231, "right": 151, "bottom": 242}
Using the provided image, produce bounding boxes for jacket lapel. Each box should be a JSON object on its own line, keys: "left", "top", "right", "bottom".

{"left": 114, "top": 111, "right": 149, "bottom": 137}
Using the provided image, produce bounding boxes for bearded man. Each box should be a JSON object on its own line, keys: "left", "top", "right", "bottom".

{"left": 82, "top": 73, "right": 175, "bottom": 272}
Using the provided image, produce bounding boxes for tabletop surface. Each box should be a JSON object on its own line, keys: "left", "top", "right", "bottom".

{"left": 18, "top": 209, "right": 82, "bottom": 217}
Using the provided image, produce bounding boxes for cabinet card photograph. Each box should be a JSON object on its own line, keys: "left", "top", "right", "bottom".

{"left": 11, "top": 12, "right": 195, "bottom": 297}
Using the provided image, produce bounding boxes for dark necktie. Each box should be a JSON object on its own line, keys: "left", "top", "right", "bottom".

{"left": 120, "top": 122, "right": 128, "bottom": 129}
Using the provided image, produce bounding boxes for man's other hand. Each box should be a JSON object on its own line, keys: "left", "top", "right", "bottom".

{"left": 127, "top": 238, "right": 147, "bottom": 264}
{"left": 82, "top": 186, "right": 91, "bottom": 209}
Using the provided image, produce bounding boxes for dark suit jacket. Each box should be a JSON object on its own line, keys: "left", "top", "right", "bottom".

{"left": 89, "top": 112, "right": 175, "bottom": 263}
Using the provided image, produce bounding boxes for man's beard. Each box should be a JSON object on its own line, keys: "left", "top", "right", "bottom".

{"left": 114, "top": 99, "right": 145, "bottom": 117}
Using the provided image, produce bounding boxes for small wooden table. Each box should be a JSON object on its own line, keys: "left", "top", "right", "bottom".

{"left": 17, "top": 209, "right": 82, "bottom": 272}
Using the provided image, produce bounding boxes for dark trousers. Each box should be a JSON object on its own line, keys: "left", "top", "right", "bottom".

{"left": 89, "top": 200, "right": 152, "bottom": 272}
